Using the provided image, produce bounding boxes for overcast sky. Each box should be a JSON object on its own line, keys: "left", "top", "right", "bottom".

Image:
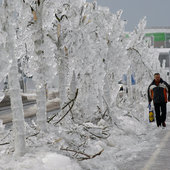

{"left": 86, "top": 0, "right": 170, "bottom": 31}
{"left": 0, "top": 0, "right": 169, "bottom": 31}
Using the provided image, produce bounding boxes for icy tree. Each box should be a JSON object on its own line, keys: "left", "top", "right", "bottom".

{"left": 1, "top": 0, "right": 26, "bottom": 156}
{"left": 45, "top": 0, "right": 79, "bottom": 106}
{"left": 17, "top": 0, "right": 57, "bottom": 131}
{"left": 0, "top": 3, "right": 11, "bottom": 92}
{"left": 71, "top": 5, "right": 128, "bottom": 121}
{"left": 102, "top": 10, "right": 129, "bottom": 107}
{"left": 125, "top": 17, "right": 161, "bottom": 101}
{"left": 44, "top": 1, "right": 130, "bottom": 124}
{"left": 50, "top": 1, "right": 106, "bottom": 121}
{"left": 30, "top": 0, "right": 48, "bottom": 132}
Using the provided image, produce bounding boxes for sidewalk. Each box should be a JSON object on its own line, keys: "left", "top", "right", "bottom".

{"left": 116, "top": 118, "right": 170, "bottom": 170}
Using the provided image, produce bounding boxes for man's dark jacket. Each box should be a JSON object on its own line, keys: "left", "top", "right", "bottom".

{"left": 148, "top": 78, "right": 170, "bottom": 104}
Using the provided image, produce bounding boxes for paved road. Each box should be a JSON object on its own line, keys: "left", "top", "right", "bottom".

{"left": 117, "top": 115, "right": 170, "bottom": 170}
{"left": 0, "top": 101, "right": 35, "bottom": 113}
{"left": 0, "top": 99, "right": 60, "bottom": 123}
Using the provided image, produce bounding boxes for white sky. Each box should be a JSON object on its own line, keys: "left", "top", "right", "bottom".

{"left": 86, "top": 0, "right": 170, "bottom": 31}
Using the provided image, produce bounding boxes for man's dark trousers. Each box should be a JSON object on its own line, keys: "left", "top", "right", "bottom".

{"left": 154, "top": 102, "right": 167, "bottom": 126}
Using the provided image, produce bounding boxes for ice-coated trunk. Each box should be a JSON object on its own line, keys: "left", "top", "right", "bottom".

{"left": 58, "top": 58, "right": 67, "bottom": 106}
{"left": 57, "top": 33, "right": 69, "bottom": 106}
{"left": 4, "top": 0, "right": 26, "bottom": 156}
{"left": 33, "top": 0, "right": 47, "bottom": 131}
{"left": 8, "top": 60, "right": 26, "bottom": 156}
{"left": 103, "top": 74, "right": 111, "bottom": 108}
{"left": 36, "top": 85, "right": 47, "bottom": 131}
{"left": 69, "top": 71, "right": 77, "bottom": 99}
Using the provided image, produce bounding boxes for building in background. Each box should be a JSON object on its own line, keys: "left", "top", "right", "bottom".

{"left": 144, "top": 27, "right": 170, "bottom": 48}
{"left": 144, "top": 27, "right": 170, "bottom": 76}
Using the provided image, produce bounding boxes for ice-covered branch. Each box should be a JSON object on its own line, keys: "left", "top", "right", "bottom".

{"left": 60, "top": 147, "right": 104, "bottom": 161}
{"left": 51, "top": 89, "right": 78, "bottom": 125}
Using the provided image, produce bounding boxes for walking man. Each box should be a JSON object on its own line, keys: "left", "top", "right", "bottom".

{"left": 148, "top": 73, "right": 170, "bottom": 127}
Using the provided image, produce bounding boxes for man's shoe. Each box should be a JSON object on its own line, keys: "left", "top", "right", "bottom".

{"left": 157, "top": 124, "right": 161, "bottom": 127}
{"left": 162, "top": 122, "right": 166, "bottom": 127}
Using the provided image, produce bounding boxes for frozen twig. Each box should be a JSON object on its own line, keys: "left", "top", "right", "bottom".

{"left": 60, "top": 147, "right": 104, "bottom": 161}
{"left": 84, "top": 127, "right": 110, "bottom": 139}
{"left": 46, "top": 33, "right": 57, "bottom": 45}
{"left": 55, "top": 14, "right": 68, "bottom": 22}
{"left": 102, "top": 96, "right": 111, "bottom": 122}
{"left": 48, "top": 89, "right": 78, "bottom": 125}
{"left": 62, "top": 89, "right": 78, "bottom": 110}
{"left": 124, "top": 113, "right": 140, "bottom": 122}
{"left": 102, "top": 108, "right": 108, "bottom": 118}
{"left": 0, "top": 142, "right": 10, "bottom": 146}
{"left": 53, "top": 99, "right": 75, "bottom": 125}
{"left": 0, "top": 129, "right": 12, "bottom": 142}
{"left": 47, "top": 113, "right": 57, "bottom": 123}
{"left": 26, "top": 132, "right": 40, "bottom": 139}
{"left": 113, "top": 122, "right": 124, "bottom": 131}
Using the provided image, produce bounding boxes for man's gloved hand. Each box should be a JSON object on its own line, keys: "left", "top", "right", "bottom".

{"left": 168, "top": 95, "right": 170, "bottom": 102}
{"left": 148, "top": 103, "right": 151, "bottom": 110}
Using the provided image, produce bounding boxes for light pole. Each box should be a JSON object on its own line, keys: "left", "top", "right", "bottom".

{"left": 168, "top": 51, "right": 170, "bottom": 83}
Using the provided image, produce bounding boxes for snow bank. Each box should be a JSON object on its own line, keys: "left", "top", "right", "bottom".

{"left": 0, "top": 152, "right": 81, "bottom": 170}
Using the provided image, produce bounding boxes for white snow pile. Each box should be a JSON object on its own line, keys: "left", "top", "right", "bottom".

{"left": 0, "top": 152, "right": 81, "bottom": 170}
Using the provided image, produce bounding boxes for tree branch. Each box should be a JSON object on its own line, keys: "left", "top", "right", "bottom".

{"left": 60, "top": 147, "right": 104, "bottom": 161}
{"left": 83, "top": 127, "right": 110, "bottom": 139}
{"left": 47, "top": 89, "right": 78, "bottom": 124}
{"left": 62, "top": 89, "right": 78, "bottom": 110}
{"left": 55, "top": 14, "right": 68, "bottom": 22}
{"left": 127, "top": 47, "right": 153, "bottom": 78}
{"left": 53, "top": 98, "right": 75, "bottom": 125}
{"left": 0, "top": 142, "right": 10, "bottom": 145}
{"left": 26, "top": 132, "right": 40, "bottom": 139}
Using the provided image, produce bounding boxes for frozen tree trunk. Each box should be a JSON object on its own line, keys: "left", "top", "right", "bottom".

{"left": 57, "top": 27, "right": 69, "bottom": 106}
{"left": 32, "top": 0, "right": 47, "bottom": 131}
{"left": 36, "top": 85, "right": 47, "bottom": 131}
{"left": 58, "top": 58, "right": 67, "bottom": 106}
{"left": 84, "top": 73, "right": 97, "bottom": 117}
{"left": 4, "top": 0, "right": 26, "bottom": 156}
{"left": 8, "top": 60, "right": 26, "bottom": 156}
{"left": 7, "top": 27, "right": 26, "bottom": 157}
{"left": 103, "top": 74, "right": 111, "bottom": 108}
{"left": 69, "top": 71, "right": 77, "bottom": 99}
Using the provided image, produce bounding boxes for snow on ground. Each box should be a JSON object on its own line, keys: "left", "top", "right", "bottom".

{"left": 0, "top": 99, "right": 170, "bottom": 170}
{"left": 0, "top": 152, "right": 81, "bottom": 170}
